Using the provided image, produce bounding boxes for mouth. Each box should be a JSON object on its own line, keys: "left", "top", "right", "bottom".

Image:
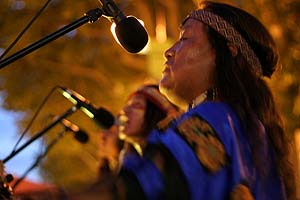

{"left": 118, "top": 114, "right": 128, "bottom": 126}
{"left": 162, "top": 63, "right": 171, "bottom": 73}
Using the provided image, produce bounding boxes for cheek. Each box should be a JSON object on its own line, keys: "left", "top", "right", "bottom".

{"left": 126, "top": 113, "right": 145, "bottom": 135}
{"left": 160, "top": 70, "right": 174, "bottom": 90}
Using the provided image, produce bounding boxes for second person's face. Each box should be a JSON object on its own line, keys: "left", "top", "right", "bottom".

{"left": 160, "top": 18, "right": 216, "bottom": 105}
{"left": 121, "top": 95, "right": 146, "bottom": 137}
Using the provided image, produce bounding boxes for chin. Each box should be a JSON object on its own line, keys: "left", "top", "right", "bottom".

{"left": 159, "top": 85, "right": 188, "bottom": 110}
{"left": 159, "top": 77, "right": 172, "bottom": 91}
{"left": 159, "top": 83, "right": 170, "bottom": 97}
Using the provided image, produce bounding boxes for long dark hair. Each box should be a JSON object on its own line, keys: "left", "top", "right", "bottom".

{"left": 142, "top": 85, "right": 168, "bottom": 136}
{"left": 199, "top": 1, "right": 296, "bottom": 199}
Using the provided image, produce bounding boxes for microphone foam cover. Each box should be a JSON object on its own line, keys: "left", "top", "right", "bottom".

{"left": 115, "top": 16, "right": 148, "bottom": 53}
{"left": 74, "top": 131, "right": 89, "bottom": 144}
{"left": 94, "top": 107, "right": 115, "bottom": 129}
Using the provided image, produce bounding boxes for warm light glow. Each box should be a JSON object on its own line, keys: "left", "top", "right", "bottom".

{"left": 294, "top": 129, "right": 300, "bottom": 197}
{"left": 80, "top": 107, "right": 94, "bottom": 119}
{"left": 118, "top": 133, "right": 143, "bottom": 156}
{"left": 61, "top": 90, "right": 94, "bottom": 118}
{"left": 269, "top": 24, "right": 283, "bottom": 39}
{"left": 136, "top": 18, "right": 150, "bottom": 54}
{"left": 155, "top": 9, "right": 167, "bottom": 43}
{"left": 295, "top": 129, "right": 300, "bottom": 155}
{"left": 61, "top": 91, "right": 77, "bottom": 105}
{"left": 138, "top": 37, "right": 150, "bottom": 55}
{"left": 293, "top": 94, "right": 300, "bottom": 115}
{"left": 292, "top": 48, "right": 300, "bottom": 61}
{"left": 156, "top": 23, "right": 167, "bottom": 43}
{"left": 119, "top": 132, "right": 126, "bottom": 140}
{"left": 110, "top": 22, "right": 120, "bottom": 45}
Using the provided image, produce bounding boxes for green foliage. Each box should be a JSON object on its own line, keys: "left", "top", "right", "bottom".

{"left": 0, "top": 0, "right": 149, "bottom": 190}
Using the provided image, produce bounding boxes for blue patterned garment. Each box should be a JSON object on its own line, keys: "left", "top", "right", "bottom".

{"left": 122, "top": 102, "right": 287, "bottom": 200}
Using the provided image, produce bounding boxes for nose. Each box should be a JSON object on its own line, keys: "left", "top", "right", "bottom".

{"left": 122, "top": 106, "right": 130, "bottom": 115}
{"left": 164, "top": 45, "right": 175, "bottom": 60}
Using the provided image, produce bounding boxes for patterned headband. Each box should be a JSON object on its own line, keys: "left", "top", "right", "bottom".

{"left": 188, "top": 10, "right": 262, "bottom": 76}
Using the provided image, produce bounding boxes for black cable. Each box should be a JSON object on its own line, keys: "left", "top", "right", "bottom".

{"left": 0, "top": 0, "right": 53, "bottom": 61}
{"left": 10, "top": 85, "right": 60, "bottom": 154}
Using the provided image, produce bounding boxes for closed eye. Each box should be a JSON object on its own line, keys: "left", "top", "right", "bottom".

{"left": 180, "top": 37, "right": 187, "bottom": 41}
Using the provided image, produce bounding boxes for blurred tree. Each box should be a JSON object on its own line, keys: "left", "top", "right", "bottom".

{"left": 0, "top": 0, "right": 150, "bottom": 191}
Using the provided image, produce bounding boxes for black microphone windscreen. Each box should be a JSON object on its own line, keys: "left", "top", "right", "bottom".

{"left": 115, "top": 16, "right": 148, "bottom": 53}
{"left": 94, "top": 107, "right": 115, "bottom": 129}
{"left": 74, "top": 131, "right": 89, "bottom": 144}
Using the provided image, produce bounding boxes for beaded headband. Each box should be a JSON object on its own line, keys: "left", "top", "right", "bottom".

{"left": 188, "top": 10, "right": 262, "bottom": 76}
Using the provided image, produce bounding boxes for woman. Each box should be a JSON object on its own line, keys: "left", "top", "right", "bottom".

{"left": 121, "top": 1, "right": 297, "bottom": 199}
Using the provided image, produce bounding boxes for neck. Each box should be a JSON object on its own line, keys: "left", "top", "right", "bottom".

{"left": 190, "top": 88, "right": 218, "bottom": 109}
{"left": 191, "top": 91, "right": 207, "bottom": 107}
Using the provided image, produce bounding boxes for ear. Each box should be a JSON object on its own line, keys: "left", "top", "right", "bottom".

{"left": 227, "top": 42, "right": 238, "bottom": 57}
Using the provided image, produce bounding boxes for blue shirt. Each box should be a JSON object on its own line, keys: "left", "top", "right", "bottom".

{"left": 122, "top": 102, "right": 287, "bottom": 199}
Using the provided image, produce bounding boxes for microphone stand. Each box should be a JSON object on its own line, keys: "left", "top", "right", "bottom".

{"left": 2, "top": 106, "right": 78, "bottom": 163}
{"left": 0, "top": 8, "right": 103, "bottom": 70}
{"left": 12, "top": 129, "right": 68, "bottom": 189}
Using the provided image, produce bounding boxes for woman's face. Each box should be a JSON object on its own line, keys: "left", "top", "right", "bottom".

{"left": 120, "top": 94, "right": 147, "bottom": 137}
{"left": 160, "top": 18, "right": 216, "bottom": 104}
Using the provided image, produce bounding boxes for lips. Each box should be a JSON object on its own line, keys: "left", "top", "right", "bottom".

{"left": 118, "top": 114, "right": 129, "bottom": 131}
{"left": 163, "top": 62, "right": 171, "bottom": 74}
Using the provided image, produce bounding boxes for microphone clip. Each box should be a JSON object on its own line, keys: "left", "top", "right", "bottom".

{"left": 98, "top": 0, "right": 126, "bottom": 23}
{"left": 85, "top": 8, "right": 103, "bottom": 23}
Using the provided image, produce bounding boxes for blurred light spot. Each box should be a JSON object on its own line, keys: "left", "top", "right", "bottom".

{"left": 110, "top": 23, "right": 120, "bottom": 46}
{"left": 292, "top": 48, "right": 300, "bottom": 60}
{"left": 283, "top": 74, "right": 293, "bottom": 86}
{"left": 65, "top": 30, "right": 77, "bottom": 38}
{"left": 294, "top": 129, "right": 300, "bottom": 190}
{"left": 293, "top": 93, "right": 300, "bottom": 115}
{"left": 138, "top": 37, "right": 150, "bottom": 55}
{"left": 269, "top": 24, "right": 283, "bottom": 39}
{"left": 156, "top": 23, "right": 167, "bottom": 43}
{"left": 58, "top": 25, "right": 77, "bottom": 38}
{"left": 0, "top": 48, "right": 4, "bottom": 56}
{"left": 136, "top": 19, "right": 150, "bottom": 54}
{"left": 155, "top": 9, "right": 167, "bottom": 43}
{"left": 11, "top": 0, "right": 26, "bottom": 10}
{"left": 282, "top": 73, "right": 294, "bottom": 88}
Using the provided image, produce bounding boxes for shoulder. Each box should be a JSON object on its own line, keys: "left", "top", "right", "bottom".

{"left": 187, "top": 101, "right": 238, "bottom": 126}
{"left": 181, "top": 101, "right": 242, "bottom": 144}
{"left": 175, "top": 101, "right": 247, "bottom": 172}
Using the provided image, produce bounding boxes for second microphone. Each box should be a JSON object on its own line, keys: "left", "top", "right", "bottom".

{"left": 58, "top": 87, "right": 115, "bottom": 129}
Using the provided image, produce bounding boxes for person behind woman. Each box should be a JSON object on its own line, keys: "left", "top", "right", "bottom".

{"left": 97, "top": 84, "right": 181, "bottom": 173}
{"left": 70, "top": 84, "right": 181, "bottom": 200}
{"left": 117, "top": 84, "right": 181, "bottom": 159}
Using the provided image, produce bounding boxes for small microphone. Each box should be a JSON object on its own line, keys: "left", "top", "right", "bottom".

{"left": 61, "top": 119, "right": 89, "bottom": 144}
{"left": 58, "top": 87, "right": 115, "bottom": 129}
{"left": 99, "top": 0, "right": 149, "bottom": 53}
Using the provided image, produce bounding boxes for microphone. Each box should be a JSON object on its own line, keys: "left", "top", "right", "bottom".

{"left": 58, "top": 87, "right": 115, "bottom": 129}
{"left": 61, "top": 119, "right": 89, "bottom": 144}
{"left": 99, "top": 0, "right": 149, "bottom": 53}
